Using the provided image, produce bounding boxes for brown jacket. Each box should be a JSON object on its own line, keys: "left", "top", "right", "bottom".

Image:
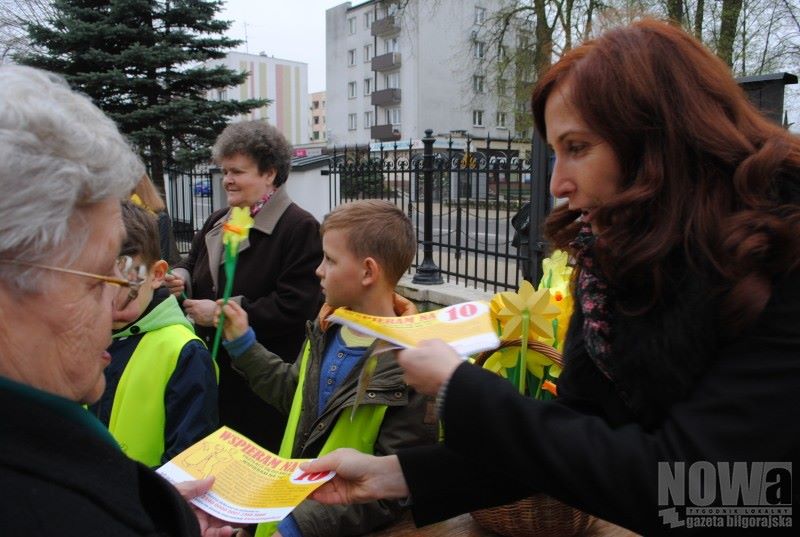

{"left": 232, "top": 297, "right": 438, "bottom": 537}
{"left": 174, "top": 188, "right": 322, "bottom": 450}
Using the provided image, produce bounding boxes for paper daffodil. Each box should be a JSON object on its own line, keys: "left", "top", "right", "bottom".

{"left": 479, "top": 250, "right": 575, "bottom": 400}
{"left": 540, "top": 249, "right": 573, "bottom": 298}
{"left": 222, "top": 206, "right": 254, "bottom": 250}
{"left": 210, "top": 207, "right": 254, "bottom": 362}
{"left": 495, "top": 280, "right": 561, "bottom": 342}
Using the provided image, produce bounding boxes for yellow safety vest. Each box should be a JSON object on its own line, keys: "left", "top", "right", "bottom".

{"left": 108, "top": 324, "right": 205, "bottom": 467}
{"left": 255, "top": 341, "right": 388, "bottom": 537}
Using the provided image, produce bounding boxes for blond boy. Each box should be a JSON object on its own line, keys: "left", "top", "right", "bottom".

{"left": 218, "top": 200, "right": 437, "bottom": 537}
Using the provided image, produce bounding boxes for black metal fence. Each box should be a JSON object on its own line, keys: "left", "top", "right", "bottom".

{"left": 164, "top": 164, "right": 216, "bottom": 254}
{"left": 163, "top": 129, "right": 553, "bottom": 294}
{"left": 328, "top": 129, "right": 553, "bottom": 293}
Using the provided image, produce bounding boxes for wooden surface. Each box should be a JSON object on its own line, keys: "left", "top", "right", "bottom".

{"left": 364, "top": 512, "right": 640, "bottom": 537}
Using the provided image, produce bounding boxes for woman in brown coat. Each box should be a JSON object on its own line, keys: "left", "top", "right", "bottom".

{"left": 167, "top": 121, "right": 322, "bottom": 451}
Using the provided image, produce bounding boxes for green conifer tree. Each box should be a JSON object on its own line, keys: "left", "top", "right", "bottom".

{"left": 18, "top": 0, "right": 267, "bottom": 184}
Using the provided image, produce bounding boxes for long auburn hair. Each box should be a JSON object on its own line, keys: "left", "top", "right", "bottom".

{"left": 532, "top": 19, "right": 800, "bottom": 330}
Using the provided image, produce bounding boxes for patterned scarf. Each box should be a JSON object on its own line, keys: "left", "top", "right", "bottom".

{"left": 570, "top": 224, "right": 616, "bottom": 382}
{"left": 250, "top": 189, "right": 276, "bottom": 217}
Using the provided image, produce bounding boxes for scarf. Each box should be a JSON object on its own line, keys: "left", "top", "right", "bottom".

{"left": 250, "top": 189, "right": 276, "bottom": 217}
{"left": 570, "top": 224, "right": 632, "bottom": 405}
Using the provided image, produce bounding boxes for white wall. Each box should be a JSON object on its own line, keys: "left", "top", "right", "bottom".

{"left": 284, "top": 166, "right": 338, "bottom": 222}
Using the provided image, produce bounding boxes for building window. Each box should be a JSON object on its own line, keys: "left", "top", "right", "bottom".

{"left": 313, "top": 116, "right": 320, "bottom": 125}
{"left": 496, "top": 112, "right": 507, "bottom": 128}
{"left": 348, "top": 113, "right": 357, "bottom": 130}
{"left": 348, "top": 17, "right": 356, "bottom": 35}
{"left": 473, "top": 110, "right": 484, "bottom": 127}
{"left": 473, "top": 75, "right": 485, "bottom": 93}
{"left": 385, "top": 71, "right": 400, "bottom": 89}
{"left": 312, "top": 100, "right": 319, "bottom": 109}
{"left": 313, "top": 131, "right": 320, "bottom": 140}
{"left": 364, "top": 77, "right": 372, "bottom": 95}
{"left": 348, "top": 81, "right": 357, "bottom": 99}
{"left": 364, "top": 44, "right": 372, "bottom": 62}
{"left": 348, "top": 49, "right": 356, "bottom": 66}
{"left": 364, "top": 110, "right": 374, "bottom": 129}
{"left": 474, "top": 6, "right": 486, "bottom": 25}
{"left": 365, "top": 11, "right": 374, "bottom": 29}
{"left": 321, "top": 115, "right": 325, "bottom": 124}
{"left": 387, "top": 107, "right": 401, "bottom": 125}
{"left": 385, "top": 37, "right": 399, "bottom": 53}
{"left": 474, "top": 41, "right": 485, "bottom": 59}
{"left": 216, "top": 89, "right": 227, "bottom": 101}
{"left": 497, "top": 78, "right": 507, "bottom": 97}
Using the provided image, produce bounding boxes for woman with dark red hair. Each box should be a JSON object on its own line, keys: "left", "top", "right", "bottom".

{"left": 298, "top": 19, "right": 800, "bottom": 535}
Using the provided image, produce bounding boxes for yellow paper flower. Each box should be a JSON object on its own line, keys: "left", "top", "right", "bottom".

{"left": 540, "top": 249, "right": 573, "bottom": 298}
{"left": 525, "top": 348, "right": 562, "bottom": 378}
{"left": 551, "top": 293, "right": 574, "bottom": 350}
{"left": 495, "top": 280, "right": 560, "bottom": 341}
{"left": 483, "top": 347, "right": 519, "bottom": 378}
{"left": 222, "top": 207, "right": 254, "bottom": 250}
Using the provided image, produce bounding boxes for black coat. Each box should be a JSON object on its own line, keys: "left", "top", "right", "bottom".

{"left": 398, "top": 269, "right": 800, "bottom": 535}
{"left": 0, "top": 376, "right": 199, "bottom": 536}
{"left": 175, "top": 188, "right": 322, "bottom": 451}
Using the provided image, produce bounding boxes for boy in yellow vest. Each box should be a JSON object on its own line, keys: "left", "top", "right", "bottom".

{"left": 217, "top": 200, "right": 437, "bottom": 537}
{"left": 90, "top": 201, "right": 218, "bottom": 466}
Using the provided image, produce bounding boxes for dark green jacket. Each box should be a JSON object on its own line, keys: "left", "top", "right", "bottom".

{"left": 233, "top": 319, "right": 438, "bottom": 537}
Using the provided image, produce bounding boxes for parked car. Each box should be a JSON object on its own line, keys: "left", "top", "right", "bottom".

{"left": 193, "top": 179, "right": 211, "bottom": 197}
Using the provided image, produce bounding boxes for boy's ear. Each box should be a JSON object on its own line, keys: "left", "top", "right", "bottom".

{"left": 149, "top": 260, "right": 169, "bottom": 288}
{"left": 362, "top": 257, "right": 380, "bottom": 286}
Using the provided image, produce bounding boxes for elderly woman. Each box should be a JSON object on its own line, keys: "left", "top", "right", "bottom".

{"left": 301, "top": 20, "right": 800, "bottom": 535}
{"left": 166, "top": 121, "right": 322, "bottom": 451}
{"left": 0, "top": 65, "right": 236, "bottom": 537}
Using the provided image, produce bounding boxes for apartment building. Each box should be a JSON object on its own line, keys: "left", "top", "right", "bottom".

{"left": 206, "top": 51, "right": 309, "bottom": 146}
{"left": 310, "top": 91, "right": 327, "bottom": 142}
{"left": 326, "top": 0, "right": 525, "bottom": 146}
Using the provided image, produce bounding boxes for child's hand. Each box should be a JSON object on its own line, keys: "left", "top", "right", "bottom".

{"left": 215, "top": 299, "right": 249, "bottom": 341}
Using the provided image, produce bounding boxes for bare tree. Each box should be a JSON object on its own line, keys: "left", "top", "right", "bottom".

{"left": 0, "top": 0, "right": 53, "bottom": 62}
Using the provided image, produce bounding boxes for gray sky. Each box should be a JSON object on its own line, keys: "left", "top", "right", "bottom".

{"left": 219, "top": 0, "right": 346, "bottom": 93}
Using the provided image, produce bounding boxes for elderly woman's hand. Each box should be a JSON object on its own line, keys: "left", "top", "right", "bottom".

{"left": 397, "top": 339, "right": 463, "bottom": 396}
{"left": 183, "top": 298, "right": 218, "bottom": 327}
{"left": 173, "top": 477, "right": 241, "bottom": 537}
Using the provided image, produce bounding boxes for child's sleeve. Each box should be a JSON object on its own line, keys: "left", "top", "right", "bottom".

{"left": 229, "top": 340, "right": 301, "bottom": 415}
{"left": 161, "top": 340, "right": 219, "bottom": 464}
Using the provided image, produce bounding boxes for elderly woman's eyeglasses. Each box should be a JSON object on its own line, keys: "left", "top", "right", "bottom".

{"left": 0, "top": 256, "right": 147, "bottom": 310}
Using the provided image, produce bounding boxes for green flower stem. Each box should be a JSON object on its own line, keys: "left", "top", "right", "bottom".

{"left": 210, "top": 244, "right": 237, "bottom": 362}
{"left": 552, "top": 318, "right": 559, "bottom": 350}
{"left": 519, "top": 310, "right": 529, "bottom": 395}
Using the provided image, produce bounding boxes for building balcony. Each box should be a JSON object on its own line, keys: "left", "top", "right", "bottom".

{"left": 371, "top": 52, "right": 401, "bottom": 72}
{"left": 371, "top": 88, "right": 401, "bottom": 106}
{"left": 371, "top": 124, "right": 401, "bottom": 141}
{"left": 371, "top": 16, "right": 400, "bottom": 37}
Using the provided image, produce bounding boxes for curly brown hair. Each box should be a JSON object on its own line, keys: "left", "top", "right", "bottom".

{"left": 532, "top": 19, "right": 800, "bottom": 330}
{"left": 212, "top": 121, "right": 293, "bottom": 187}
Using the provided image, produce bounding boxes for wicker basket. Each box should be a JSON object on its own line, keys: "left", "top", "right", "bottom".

{"left": 469, "top": 340, "right": 593, "bottom": 537}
